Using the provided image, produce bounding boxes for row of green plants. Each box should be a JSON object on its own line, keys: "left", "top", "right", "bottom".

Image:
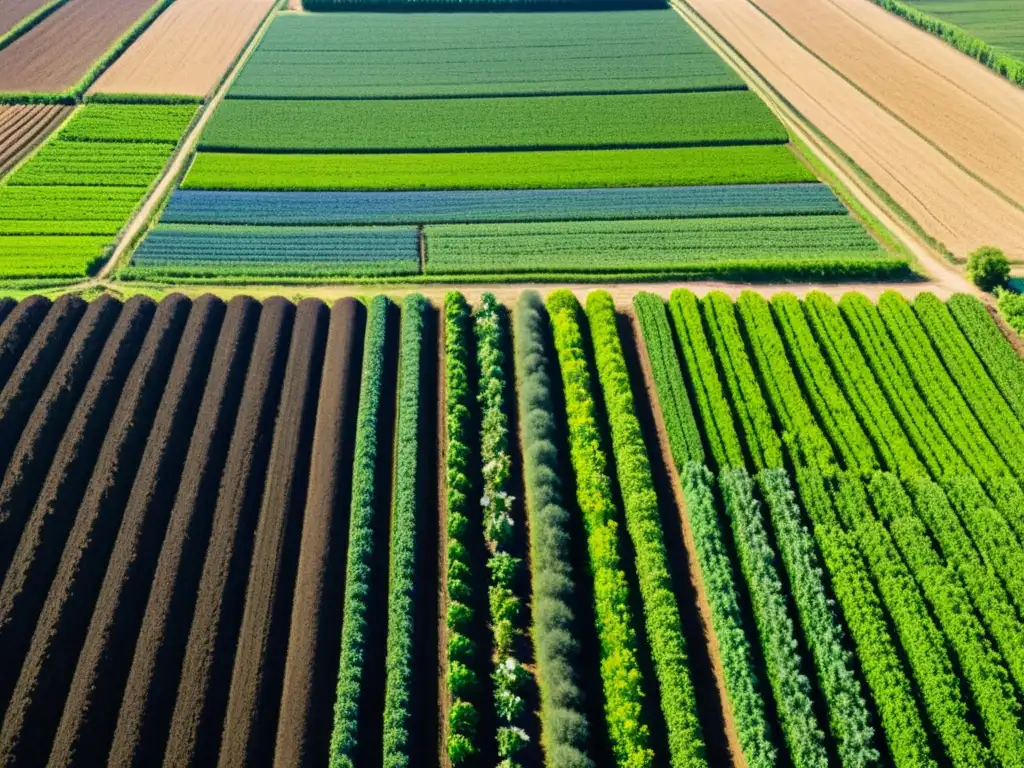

{"left": 513, "top": 291, "right": 592, "bottom": 768}
{"left": 585, "top": 291, "right": 707, "bottom": 767}
{"left": 331, "top": 296, "right": 391, "bottom": 767}
{"left": 441, "top": 293, "right": 482, "bottom": 764}
{"left": 546, "top": 290, "right": 652, "bottom": 767}
{"left": 383, "top": 294, "right": 428, "bottom": 766}
{"left": 474, "top": 293, "right": 531, "bottom": 766}
{"left": 869, "top": 474, "right": 1024, "bottom": 768}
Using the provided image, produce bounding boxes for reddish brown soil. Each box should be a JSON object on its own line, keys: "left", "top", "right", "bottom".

{"left": 48, "top": 296, "right": 225, "bottom": 767}
{"left": 0, "top": 295, "right": 86, "bottom": 476}
{"left": 0, "top": 0, "right": 55, "bottom": 37}
{"left": 219, "top": 300, "right": 328, "bottom": 768}
{"left": 274, "top": 298, "right": 364, "bottom": 768}
{"left": 108, "top": 296, "right": 260, "bottom": 768}
{"left": 0, "top": 105, "right": 70, "bottom": 176}
{"left": 0, "top": 0, "right": 160, "bottom": 92}
{"left": 0, "top": 296, "right": 188, "bottom": 766}
{"left": 163, "top": 297, "right": 294, "bottom": 768}
{"left": 0, "top": 295, "right": 50, "bottom": 392}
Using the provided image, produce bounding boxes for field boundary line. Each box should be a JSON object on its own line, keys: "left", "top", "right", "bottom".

{"left": 97, "top": 0, "right": 285, "bottom": 280}
{"left": 671, "top": 0, "right": 974, "bottom": 296}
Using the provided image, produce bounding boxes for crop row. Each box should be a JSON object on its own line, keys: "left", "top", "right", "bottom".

{"left": 160, "top": 186, "right": 847, "bottom": 226}
{"left": 547, "top": 290, "right": 652, "bottom": 766}
{"left": 6, "top": 141, "right": 175, "bottom": 187}
{"left": 199, "top": 92, "right": 787, "bottom": 153}
{"left": 183, "top": 146, "right": 813, "bottom": 192}
{"left": 54, "top": 104, "right": 198, "bottom": 144}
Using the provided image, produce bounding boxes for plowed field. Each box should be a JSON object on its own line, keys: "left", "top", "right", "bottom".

{"left": 0, "top": 105, "right": 72, "bottom": 177}
{"left": 0, "top": 0, "right": 160, "bottom": 92}
{"left": 89, "top": 0, "right": 277, "bottom": 97}
{"left": 684, "top": 0, "right": 1024, "bottom": 262}
{"left": 0, "top": 0, "right": 53, "bottom": 37}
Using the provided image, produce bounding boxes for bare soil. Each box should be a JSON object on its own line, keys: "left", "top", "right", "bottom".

{"left": 0, "top": 105, "right": 71, "bottom": 176}
{"left": 0, "top": 0, "right": 160, "bottom": 92}
{"left": 0, "top": 295, "right": 51, "bottom": 394}
{"left": 48, "top": 295, "right": 225, "bottom": 767}
{"left": 682, "top": 0, "right": 1024, "bottom": 261}
{"left": 163, "top": 297, "right": 294, "bottom": 768}
{"left": 0, "top": 0, "right": 54, "bottom": 37}
{"left": 107, "top": 296, "right": 260, "bottom": 768}
{"left": 89, "top": 0, "right": 277, "bottom": 97}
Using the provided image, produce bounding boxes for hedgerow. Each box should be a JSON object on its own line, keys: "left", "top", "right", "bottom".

{"left": 383, "top": 294, "right": 428, "bottom": 767}
{"left": 758, "top": 469, "right": 877, "bottom": 767}
{"left": 869, "top": 474, "right": 1024, "bottom": 768}
{"left": 720, "top": 469, "right": 828, "bottom": 768}
{"left": 701, "top": 292, "right": 785, "bottom": 470}
{"left": 331, "top": 296, "right": 392, "bottom": 767}
{"left": 833, "top": 474, "right": 990, "bottom": 768}
{"left": 513, "top": 291, "right": 593, "bottom": 768}
{"left": 442, "top": 293, "right": 481, "bottom": 764}
{"left": 632, "top": 293, "right": 704, "bottom": 466}
{"left": 586, "top": 291, "right": 706, "bottom": 768}
{"left": 546, "top": 290, "right": 652, "bottom": 767}
{"left": 801, "top": 293, "right": 927, "bottom": 479}
{"left": 794, "top": 467, "right": 935, "bottom": 768}
{"left": 770, "top": 295, "right": 877, "bottom": 475}
{"left": 474, "top": 292, "right": 531, "bottom": 766}
{"left": 946, "top": 294, "right": 1024, "bottom": 423}
{"left": 666, "top": 290, "right": 744, "bottom": 470}
{"left": 680, "top": 462, "right": 775, "bottom": 768}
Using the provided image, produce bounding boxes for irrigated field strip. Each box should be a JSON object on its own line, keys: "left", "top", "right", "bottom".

{"left": 683, "top": 0, "right": 1024, "bottom": 260}
{"left": 0, "top": 288, "right": 1021, "bottom": 767}
{"left": 88, "top": 0, "right": 278, "bottom": 97}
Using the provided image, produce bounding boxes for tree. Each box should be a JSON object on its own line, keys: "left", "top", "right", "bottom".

{"left": 967, "top": 246, "right": 1010, "bottom": 291}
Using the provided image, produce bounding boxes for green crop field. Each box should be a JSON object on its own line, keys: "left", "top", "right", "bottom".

{"left": 903, "top": 0, "right": 1024, "bottom": 58}
{"left": 183, "top": 146, "right": 813, "bottom": 191}
{"left": 54, "top": 104, "right": 199, "bottom": 144}
{"left": 199, "top": 91, "right": 786, "bottom": 153}
{"left": 7, "top": 142, "right": 176, "bottom": 187}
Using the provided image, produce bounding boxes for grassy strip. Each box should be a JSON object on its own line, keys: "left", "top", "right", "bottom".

{"left": 83, "top": 92, "right": 203, "bottom": 104}
{"left": 632, "top": 293, "right": 705, "bottom": 466}
{"left": 586, "top": 291, "right": 707, "bottom": 767}
{"left": 866, "top": 0, "right": 1024, "bottom": 86}
{"left": 442, "top": 293, "right": 482, "bottom": 764}
{"left": 946, "top": 294, "right": 1024, "bottom": 423}
{"left": 869, "top": 473, "right": 1024, "bottom": 767}
{"left": 513, "top": 290, "right": 593, "bottom": 768}
{"left": 758, "top": 470, "right": 877, "bottom": 767}
{"left": 382, "top": 293, "right": 428, "bottom": 765}
{"left": 474, "top": 293, "right": 531, "bottom": 764}
{"left": 330, "top": 295, "right": 391, "bottom": 767}
{"left": 547, "top": 291, "right": 653, "bottom": 766}
{"left": 182, "top": 146, "right": 813, "bottom": 191}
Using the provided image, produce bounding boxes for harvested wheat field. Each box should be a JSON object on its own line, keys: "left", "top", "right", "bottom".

{"left": 748, "top": 0, "right": 1024, "bottom": 208}
{"left": 0, "top": 0, "right": 160, "bottom": 92}
{"left": 90, "top": 0, "right": 277, "bottom": 98}
{"left": 0, "top": 105, "right": 71, "bottom": 177}
{"left": 683, "top": 0, "right": 1024, "bottom": 261}
{"left": 0, "top": 0, "right": 54, "bottom": 38}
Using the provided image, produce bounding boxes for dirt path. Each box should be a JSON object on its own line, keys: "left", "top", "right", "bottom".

{"left": 678, "top": 0, "right": 1024, "bottom": 261}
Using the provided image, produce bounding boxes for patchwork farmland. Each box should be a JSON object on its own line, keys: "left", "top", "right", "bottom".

{"left": 1, "top": 287, "right": 1023, "bottom": 767}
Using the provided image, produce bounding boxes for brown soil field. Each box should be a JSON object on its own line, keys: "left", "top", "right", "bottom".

{"left": 748, "top": 0, "right": 1024, "bottom": 209}
{"left": 681, "top": 0, "right": 1024, "bottom": 261}
{"left": 0, "top": 105, "right": 71, "bottom": 176}
{"left": 0, "top": 0, "right": 159, "bottom": 92}
{"left": 0, "top": 0, "right": 54, "bottom": 37}
{"left": 0, "top": 295, "right": 51, "bottom": 396}
{"left": 89, "top": 0, "right": 277, "bottom": 97}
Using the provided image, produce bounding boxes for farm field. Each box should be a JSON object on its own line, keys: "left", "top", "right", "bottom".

{"left": 0, "top": 0, "right": 164, "bottom": 93}
{"left": 0, "top": 287, "right": 1021, "bottom": 767}
{"left": 685, "top": 0, "right": 1024, "bottom": 261}
{"left": 88, "top": 0, "right": 278, "bottom": 97}
{"left": 899, "top": 0, "right": 1024, "bottom": 58}
{"left": 747, "top": 0, "right": 1024, "bottom": 208}
{"left": 0, "top": 105, "right": 71, "bottom": 177}
{"left": 0, "top": 105, "right": 197, "bottom": 282}
{"left": 0, "top": 0, "right": 55, "bottom": 38}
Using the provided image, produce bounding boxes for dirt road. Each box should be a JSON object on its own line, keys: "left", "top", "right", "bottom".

{"left": 682, "top": 0, "right": 1024, "bottom": 261}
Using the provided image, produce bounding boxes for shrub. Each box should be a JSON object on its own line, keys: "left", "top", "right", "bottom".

{"left": 966, "top": 246, "right": 1009, "bottom": 291}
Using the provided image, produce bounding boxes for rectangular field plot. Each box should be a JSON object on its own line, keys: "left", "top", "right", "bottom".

{"left": 55, "top": 104, "right": 199, "bottom": 144}
{"left": 0, "top": 235, "right": 111, "bottom": 278}
{"left": 183, "top": 146, "right": 813, "bottom": 191}
{"left": 424, "top": 216, "right": 892, "bottom": 276}
{"left": 904, "top": 0, "right": 1024, "bottom": 58}
{"left": 0, "top": 186, "right": 147, "bottom": 223}
{"left": 198, "top": 92, "right": 785, "bottom": 153}
{"left": 229, "top": 10, "right": 741, "bottom": 98}
{"left": 7, "top": 141, "right": 175, "bottom": 187}
{"left": 126, "top": 225, "right": 421, "bottom": 280}
{"left": 162, "top": 184, "right": 843, "bottom": 226}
